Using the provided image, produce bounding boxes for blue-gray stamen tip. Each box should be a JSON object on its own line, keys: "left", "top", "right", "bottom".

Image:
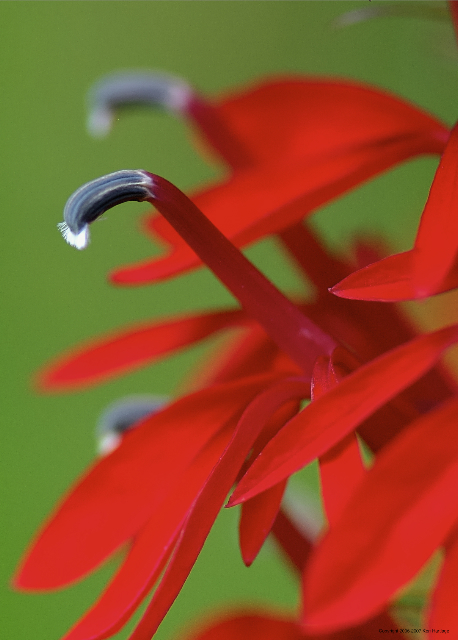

{"left": 58, "top": 169, "right": 154, "bottom": 249}
{"left": 87, "top": 71, "right": 193, "bottom": 137}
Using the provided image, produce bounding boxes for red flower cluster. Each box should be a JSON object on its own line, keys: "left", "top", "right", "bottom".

{"left": 14, "top": 4, "right": 458, "bottom": 639}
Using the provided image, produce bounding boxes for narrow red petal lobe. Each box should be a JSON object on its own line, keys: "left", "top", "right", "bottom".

{"left": 330, "top": 251, "right": 417, "bottom": 302}
{"left": 238, "top": 395, "right": 303, "bottom": 566}
{"left": 331, "top": 250, "right": 458, "bottom": 302}
{"left": 38, "top": 309, "right": 247, "bottom": 391}
{"left": 413, "top": 121, "right": 458, "bottom": 297}
{"left": 319, "top": 432, "right": 365, "bottom": 527}
{"left": 229, "top": 325, "right": 458, "bottom": 505}
{"left": 302, "top": 397, "right": 458, "bottom": 633}
{"left": 313, "top": 351, "right": 366, "bottom": 526}
{"left": 239, "top": 481, "right": 287, "bottom": 567}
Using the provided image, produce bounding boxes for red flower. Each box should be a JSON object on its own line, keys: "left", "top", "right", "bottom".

{"left": 19, "top": 165, "right": 458, "bottom": 639}
{"left": 15, "top": 39, "right": 458, "bottom": 640}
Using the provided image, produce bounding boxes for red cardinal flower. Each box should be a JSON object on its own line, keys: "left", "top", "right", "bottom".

{"left": 16, "top": 23, "right": 458, "bottom": 640}
{"left": 18, "top": 163, "right": 458, "bottom": 640}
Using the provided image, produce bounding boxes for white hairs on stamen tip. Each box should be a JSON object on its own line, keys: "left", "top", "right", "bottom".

{"left": 57, "top": 222, "right": 90, "bottom": 250}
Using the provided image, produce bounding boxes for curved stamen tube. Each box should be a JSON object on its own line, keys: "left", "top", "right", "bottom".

{"left": 87, "top": 71, "right": 194, "bottom": 137}
{"left": 59, "top": 170, "right": 336, "bottom": 373}
{"left": 58, "top": 170, "right": 155, "bottom": 249}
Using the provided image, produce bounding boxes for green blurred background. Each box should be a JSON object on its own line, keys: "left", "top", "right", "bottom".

{"left": 2, "top": 2, "right": 457, "bottom": 639}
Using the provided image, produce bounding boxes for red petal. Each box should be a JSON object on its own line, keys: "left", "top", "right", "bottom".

{"left": 215, "top": 77, "right": 447, "bottom": 166}
{"left": 331, "top": 250, "right": 458, "bottom": 302}
{"left": 319, "top": 433, "right": 365, "bottom": 528}
{"left": 312, "top": 352, "right": 366, "bottom": 527}
{"left": 37, "top": 309, "right": 247, "bottom": 391}
{"left": 61, "top": 426, "right": 234, "bottom": 640}
{"left": 112, "top": 134, "right": 444, "bottom": 286}
{"left": 176, "top": 611, "right": 303, "bottom": 640}
{"left": 229, "top": 324, "right": 458, "bottom": 505}
{"left": 192, "top": 77, "right": 448, "bottom": 170}
{"left": 128, "top": 378, "right": 310, "bottom": 640}
{"left": 238, "top": 395, "right": 304, "bottom": 567}
{"left": 302, "top": 397, "right": 458, "bottom": 633}
{"left": 427, "top": 525, "right": 458, "bottom": 631}
{"left": 412, "top": 121, "right": 458, "bottom": 297}
{"left": 330, "top": 251, "right": 417, "bottom": 302}
{"left": 239, "top": 481, "right": 287, "bottom": 567}
{"left": 15, "top": 374, "right": 278, "bottom": 590}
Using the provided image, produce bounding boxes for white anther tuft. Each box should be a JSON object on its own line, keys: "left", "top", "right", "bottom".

{"left": 57, "top": 222, "right": 90, "bottom": 250}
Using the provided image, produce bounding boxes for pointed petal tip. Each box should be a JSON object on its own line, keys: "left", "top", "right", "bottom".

{"left": 108, "top": 269, "right": 146, "bottom": 287}
{"left": 11, "top": 563, "right": 61, "bottom": 593}
{"left": 227, "top": 484, "right": 260, "bottom": 508}
{"left": 328, "top": 251, "right": 416, "bottom": 302}
{"left": 241, "top": 555, "right": 254, "bottom": 568}
{"left": 32, "top": 368, "right": 65, "bottom": 394}
{"left": 32, "top": 367, "right": 92, "bottom": 394}
{"left": 10, "top": 571, "right": 24, "bottom": 592}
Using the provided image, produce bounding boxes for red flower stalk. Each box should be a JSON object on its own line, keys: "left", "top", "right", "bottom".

{"left": 16, "top": 33, "right": 458, "bottom": 640}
